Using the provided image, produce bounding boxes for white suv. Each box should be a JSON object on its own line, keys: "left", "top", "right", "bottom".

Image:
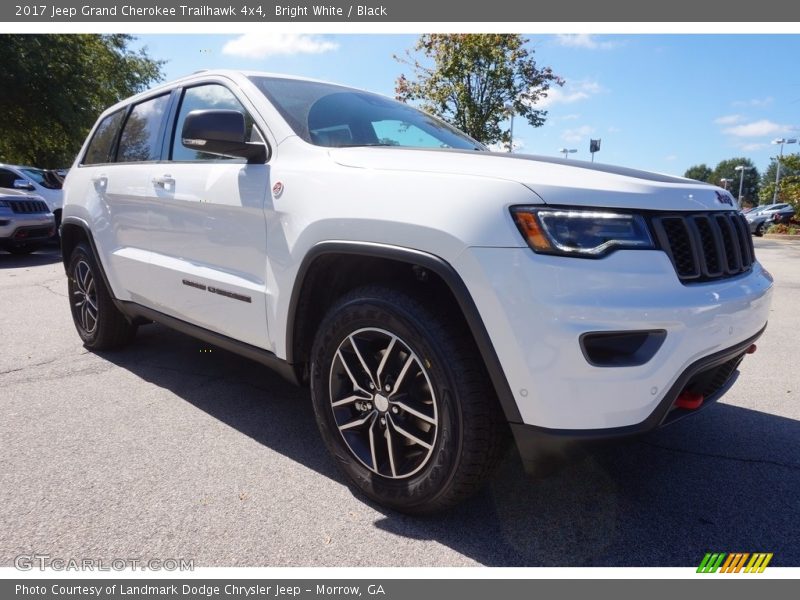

{"left": 62, "top": 71, "right": 773, "bottom": 513}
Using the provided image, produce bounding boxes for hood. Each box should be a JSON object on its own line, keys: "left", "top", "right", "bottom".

{"left": 329, "top": 148, "right": 737, "bottom": 212}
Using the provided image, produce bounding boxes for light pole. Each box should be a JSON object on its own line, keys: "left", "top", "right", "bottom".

{"left": 559, "top": 148, "right": 577, "bottom": 159}
{"left": 772, "top": 137, "right": 798, "bottom": 202}
{"left": 734, "top": 165, "right": 753, "bottom": 206}
{"left": 719, "top": 178, "right": 733, "bottom": 191}
{"left": 505, "top": 104, "right": 515, "bottom": 153}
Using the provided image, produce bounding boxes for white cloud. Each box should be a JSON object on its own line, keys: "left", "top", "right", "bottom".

{"left": 560, "top": 113, "right": 581, "bottom": 121}
{"left": 535, "top": 80, "right": 602, "bottom": 109}
{"left": 487, "top": 139, "right": 526, "bottom": 153}
{"left": 723, "top": 119, "right": 792, "bottom": 138}
{"left": 665, "top": 154, "right": 678, "bottom": 162}
{"left": 222, "top": 33, "right": 339, "bottom": 58}
{"left": 607, "top": 126, "right": 621, "bottom": 133}
{"left": 561, "top": 125, "right": 595, "bottom": 143}
{"left": 714, "top": 114, "right": 744, "bottom": 125}
{"left": 733, "top": 97, "right": 773, "bottom": 108}
{"left": 555, "top": 34, "right": 618, "bottom": 50}
{"left": 738, "top": 142, "right": 768, "bottom": 152}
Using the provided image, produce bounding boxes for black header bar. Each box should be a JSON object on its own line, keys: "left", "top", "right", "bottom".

{"left": 3, "top": 0, "right": 800, "bottom": 22}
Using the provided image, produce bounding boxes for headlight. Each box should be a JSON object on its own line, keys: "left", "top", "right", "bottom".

{"left": 510, "top": 207, "right": 655, "bottom": 257}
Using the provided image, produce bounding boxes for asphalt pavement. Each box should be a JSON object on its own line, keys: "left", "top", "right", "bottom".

{"left": 1, "top": 239, "right": 798, "bottom": 567}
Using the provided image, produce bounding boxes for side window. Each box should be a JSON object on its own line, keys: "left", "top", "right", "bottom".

{"left": 171, "top": 84, "right": 261, "bottom": 162}
{"left": 116, "top": 94, "right": 171, "bottom": 163}
{"left": 82, "top": 110, "right": 126, "bottom": 165}
{"left": 0, "top": 168, "right": 18, "bottom": 188}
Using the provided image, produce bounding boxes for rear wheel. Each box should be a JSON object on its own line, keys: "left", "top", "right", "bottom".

{"left": 67, "top": 243, "right": 137, "bottom": 350}
{"left": 755, "top": 222, "right": 766, "bottom": 236}
{"left": 310, "top": 286, "right": 509, "bottom": 514}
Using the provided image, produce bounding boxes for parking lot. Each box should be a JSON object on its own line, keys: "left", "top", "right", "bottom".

{"left": 1, "top": 238, "right": 798, "bottom": 567}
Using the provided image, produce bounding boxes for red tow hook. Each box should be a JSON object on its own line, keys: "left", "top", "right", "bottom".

{"left": 675, "top": 391, "right": 704, "bottom": 410}
{"left": 746, "top": 344, "right": 757, "bottom": 354}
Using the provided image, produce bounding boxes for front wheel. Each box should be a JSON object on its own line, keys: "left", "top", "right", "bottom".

{"left": 755, "top": 223, "right": 766, "bottom": 236}
{"left": 310, "top": 286, "right": 509, "bottom": 514}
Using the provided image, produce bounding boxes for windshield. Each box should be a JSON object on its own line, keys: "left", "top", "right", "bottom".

{"left": 250, "top": 76, "right": 484, "bottom": 151}
{"left": 20, "top": 167, "right": 63, "bottom": 190}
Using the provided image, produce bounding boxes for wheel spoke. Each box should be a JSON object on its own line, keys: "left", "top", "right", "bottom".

{"left": 80, "top": 264, "right": 91, "bottom": 290}
{"left": 375, "top": 336, "right": 397, "bottom": 388}
{"left": 348, "top": 335, "right": 376, "bottom": 389}
{"left": 392, "top": 400, "right": 436, "bottom": 425}
{"left": 389, "top": 416, "right": 432, "bottom": 450}
{"left": 331, "top": 393, "right": 369, "bottom": 408}
{"left": 385, "top": 425, "right": 397, "bottom": 477}
{"left": 335, "top": 350, "right": 369, "bottom": 395}
{"left": 85, "top": 293, "right": 98, "bottom": 311}
{"left": 389, "top": 355, "right": 415, "bottom": 397}
{"left": 368, "top": 418, "right": 378, "bottom": 472}
{"left": 338, "top": 412, "right": 374, "bottom": 432}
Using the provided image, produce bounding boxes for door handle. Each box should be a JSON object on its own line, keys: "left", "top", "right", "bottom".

{"left": 152, "top": 174, "right": 175, "bottom": 189}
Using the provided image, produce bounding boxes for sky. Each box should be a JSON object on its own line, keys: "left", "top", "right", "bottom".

{"left": 135, "top": 33, "right": 800, "bottom": 177}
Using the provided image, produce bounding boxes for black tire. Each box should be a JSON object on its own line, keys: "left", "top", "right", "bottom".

{"left": 67, "top": 242, "right": 137, "bottom": 350}
{"left": 6, "top": 244, "right": 40, "bottom": 255}
{"left": 755, "top": 223, "right": 765, "bottom": 236}
{"left": 310, "top": 286, "right": 509, "bottom": 514}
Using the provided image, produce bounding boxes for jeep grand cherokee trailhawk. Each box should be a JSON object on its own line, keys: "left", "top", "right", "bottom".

{"left": 61, "top": 71, "right": 773, "bottom": 513}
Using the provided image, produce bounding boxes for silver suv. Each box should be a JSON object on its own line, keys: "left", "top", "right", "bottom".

{"left": 0, "top": 188, "right": 55, "bottom": 254}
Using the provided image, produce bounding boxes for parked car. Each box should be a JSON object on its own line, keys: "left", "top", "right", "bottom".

{"left": 771, "top": 204, "right": 796, "bottom": 224}
{"left": 61, "top": 71, "right": 773, "bottom": 513}
{"left": 746, "top": 203, "right": 792, "bottom": 235}
{"left": 0, "top": 164, "right": 64, "bottom": 230}
{"left": 0, "top": 188, "right": 56, "bottom": 254}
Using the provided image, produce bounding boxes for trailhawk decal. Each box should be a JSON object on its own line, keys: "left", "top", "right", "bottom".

{"left": 181, "top": 279, "right": 252, "bottom": 303}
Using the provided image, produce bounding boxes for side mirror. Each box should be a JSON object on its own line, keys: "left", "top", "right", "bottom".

{"left": 181, "top": 109, "right": 267, "bottom": 163}
{"left": 13, "top": 179, "right": 35, "bottom": 191}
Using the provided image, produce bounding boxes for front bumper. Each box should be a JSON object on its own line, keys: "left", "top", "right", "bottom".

{"left": 0, "top": 213, "right": 56, "bottom": 247}
{"left": 456, "top": 247, "right": 773, "bottom": 432}
{"left": 509, "top": 326, "right": 762, "bottom": 466}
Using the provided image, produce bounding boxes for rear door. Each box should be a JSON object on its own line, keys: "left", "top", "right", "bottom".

{"left": 99, "top": 92, "right": 173, "bottom": 303}
{"left": 145, "top": 81, "right": 271, "bottom": 349}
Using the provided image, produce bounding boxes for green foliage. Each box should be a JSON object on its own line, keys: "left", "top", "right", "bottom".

{"left": 709, "top": 157, "right": 760, "bottom": 205}
{"left": 759, "top": 153, "right": 800, "bottom": 207}
{"left": 0, "top": 34, "right": 164, "bottom": 168}
{"left": 394, "top": 34, "right": 563, "bottom": 145}
{"left": 684, "top": 163, "right": 712, "bottom": 182}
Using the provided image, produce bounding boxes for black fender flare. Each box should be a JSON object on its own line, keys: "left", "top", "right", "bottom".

{"left": 286, "top": 241, "right": 522, "bottom": 424}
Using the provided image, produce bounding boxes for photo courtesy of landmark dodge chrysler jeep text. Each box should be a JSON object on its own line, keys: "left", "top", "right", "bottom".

{"left": 61, "top": 71, "right": 773, "bottom": 513}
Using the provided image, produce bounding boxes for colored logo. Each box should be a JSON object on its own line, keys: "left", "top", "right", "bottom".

{"left": 715, "top": 190, "right": 734, "bottom": 206}
{"left": 697, "top": 552, "right": 773, "bottom": 573}
{"left": 272, "top": 181, "right": 284, "bottom": 197}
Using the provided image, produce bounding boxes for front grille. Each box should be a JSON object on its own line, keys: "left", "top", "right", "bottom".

{"left": 651, "top": 212, "right": 754, "bottom": 283}
{"left": 8, "top": 199, "right": 49, "bottom": 214}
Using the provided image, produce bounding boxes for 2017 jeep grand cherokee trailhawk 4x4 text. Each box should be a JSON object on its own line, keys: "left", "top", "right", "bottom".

{"left": 61, "top": 71, "right": 773, "bottom": 513}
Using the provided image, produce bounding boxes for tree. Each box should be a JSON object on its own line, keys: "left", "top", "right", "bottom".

{"left": 758, "top": 154, "right": 800, "bottom": 204}
{"left": 709, "top": 157, "right": 760, "bottom": 206}
{"left": 394, "top": 34, "right": 563, "bottom": 146}
{"left": 0, "top": 35, "right": 163, "bottom": 167}
{"left": 684, "top": 164, "right": 712, "bottom": 183}
{"left": 760, "top": 153, "right": 800, "bottom": 206}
